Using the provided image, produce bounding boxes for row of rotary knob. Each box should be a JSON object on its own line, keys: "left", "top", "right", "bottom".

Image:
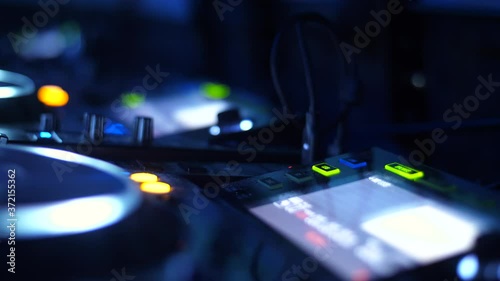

{"left": 24, "top": 113, "right": 154, "bottom": 145}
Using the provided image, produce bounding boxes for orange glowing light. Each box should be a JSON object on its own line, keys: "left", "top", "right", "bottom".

{"left": 37, "top": 85, "right": 69, "bottom": 107}
{"left": 140, "top": 182, "right": 172, "bottom": 194}
{"left": 130, "top": 172, "right": 158, "bottom": 183}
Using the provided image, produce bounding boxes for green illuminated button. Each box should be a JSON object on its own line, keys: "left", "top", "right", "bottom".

{"left": 385, "top": 162, "right": 424, "bottom": 180}
{"left": 312, "top": 163, "right": 340, "bottom": 177}
{"left": 258, "top": 177, "right": 283, "bottom": 190}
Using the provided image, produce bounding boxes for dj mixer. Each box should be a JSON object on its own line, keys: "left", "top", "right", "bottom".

{"left": 1, "top": 133, "right": 499, "bottom": 280}
{"left": 0, "top": 10, "right": 500, "bottom": 281}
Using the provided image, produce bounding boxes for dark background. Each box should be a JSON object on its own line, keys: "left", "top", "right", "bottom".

{"left": 0, "top": 0, "right": 499, "bottom": 185}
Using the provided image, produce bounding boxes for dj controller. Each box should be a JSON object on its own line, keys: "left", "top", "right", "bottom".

{"left": 0, "top": 11, "right": 499, "bottom": 277}
{"left": 1, "top": 0, "right": 500, "bottom": 278}
{"left": 1, "top": 107, "right": 500, "bottom": 281}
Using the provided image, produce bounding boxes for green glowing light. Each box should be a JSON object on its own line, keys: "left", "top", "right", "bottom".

{"left": 121, "top": 93, "right": 145, "bottom": 108}
{"left": 201, "top": 82, "right": 230, "bottom": 99}
{"left": 385, "top": 162, "right": 424, "bottom": 180}
{"left": 312, "top": 163, "right": 340, "bottom": 177}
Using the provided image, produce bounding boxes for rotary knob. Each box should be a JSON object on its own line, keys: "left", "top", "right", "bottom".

{"left": 0, "top": 133, "right": 8, "bottom": 144}
{"left": 39, "top": 113, "right": 59, "bottom": 132}
{"left": 83, "top": 113, "right": 105, "bottom": 144}
{"left": 133, "top": 116, "right": 153, "bottom": 145}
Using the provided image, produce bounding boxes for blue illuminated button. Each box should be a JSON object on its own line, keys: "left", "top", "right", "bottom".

{"left": 312, "top": 163, "right": 340, "bottom": 177}
{"left": 258, "top": 177, "right": 283, "bottom": 190}
{"left": 285, "top": 171, "right": 313, "bottom": 184}
{"left": 39, "top": 131, "right": 52, "bottom": 139}
{"left": 339, "top": 157, "right": 367, "bottom": 169}
{"left": 385, "top": 162, "right": 424, "bottom": 180}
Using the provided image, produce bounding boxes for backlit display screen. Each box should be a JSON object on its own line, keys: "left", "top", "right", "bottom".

{"left": 249, "top": 176, "right": 485, "bottom": 280}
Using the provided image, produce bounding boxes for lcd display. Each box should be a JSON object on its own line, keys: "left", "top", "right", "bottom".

{"left": 249, "top": 176, "right": 484, "bottom": 280}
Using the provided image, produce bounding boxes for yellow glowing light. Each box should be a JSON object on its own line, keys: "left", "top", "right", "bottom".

{"left": 129, "top": 172, "right": 158, "bottom": 183}
{"left": 140, "top": 182, "right": 172, "bottom": 194}
{"left": 37, "top": 85, "right": 69, "bottom": 107}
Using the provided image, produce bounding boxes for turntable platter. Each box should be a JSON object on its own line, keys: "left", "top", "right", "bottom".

{"left": 0, "top": 145, "right": 141, "bottom": 239}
